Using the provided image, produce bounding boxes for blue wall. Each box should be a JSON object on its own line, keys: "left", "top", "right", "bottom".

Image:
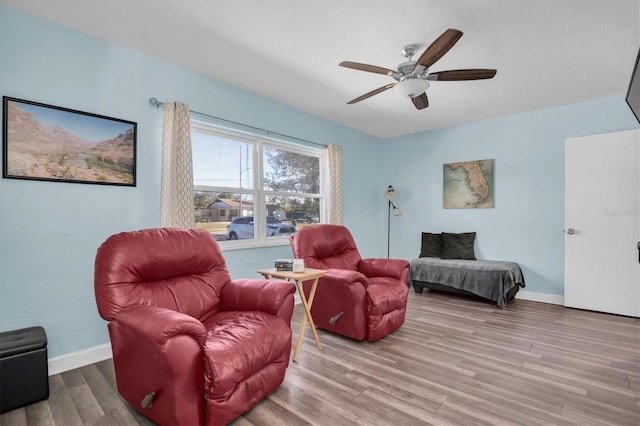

{"left": 0, "top": 5, "right": 637, "bottom": 360}
{"left": 384, "top": 97, "right": 639, "bottom": 295}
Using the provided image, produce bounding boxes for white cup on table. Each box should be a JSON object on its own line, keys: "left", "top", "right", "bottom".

{"left": 293, "top": 259, "right": 305, "bottom": 272}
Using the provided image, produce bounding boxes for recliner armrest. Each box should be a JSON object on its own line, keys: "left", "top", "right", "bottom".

{"left": 221, "top": 279, "right": 296, "bottom": 315}
{"left": 358, "top": 258, "right": 410, "bottom": 280}
{"left": 322, "top": 269, "right": 369, "bottom": 286}
{"left": 114, "top": 305, "right": 207, "bottom": 346}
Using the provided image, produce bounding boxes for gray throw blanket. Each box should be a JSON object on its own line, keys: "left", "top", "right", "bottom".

{"left": 409, "top": 258, "right": 526, "bottom": 308}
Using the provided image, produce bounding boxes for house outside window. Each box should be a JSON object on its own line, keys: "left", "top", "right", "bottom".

{"left": 191, "top": 121, "right": 323, "bottom": 248}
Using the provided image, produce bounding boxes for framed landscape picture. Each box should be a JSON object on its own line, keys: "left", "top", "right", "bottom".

{"left": 443, "top": 159, "right": 494, "bottom": 208}
{"left": 2, "top": 97, "right": 137, "bottom": 186}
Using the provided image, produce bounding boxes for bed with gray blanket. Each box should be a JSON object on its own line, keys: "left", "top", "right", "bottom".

{"left": 409, "top": 258, "right": 526, "bottom": 308}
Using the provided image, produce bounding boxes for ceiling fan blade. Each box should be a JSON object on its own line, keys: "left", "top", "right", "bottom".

{"left": 429, "top": 69, "right": 497, "bottom": 81}
{"left": 339, "top": 61, "right": 395, "bottom": 76}
{"left": 415, "top": 28, "right": 463, "bottom": 69}
{"left": 411, "top": 92, "right": 429, "bottom": 110}
{"left": 347, "top": 83, "right": 395, "bottom": 104}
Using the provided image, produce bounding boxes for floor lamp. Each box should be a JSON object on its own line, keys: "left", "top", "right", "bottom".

{"left": 384, "top": 185, "right": 402, "bottom": 258}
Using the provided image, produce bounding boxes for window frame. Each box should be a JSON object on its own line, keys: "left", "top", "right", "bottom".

{"left": 191, "top": 120, "right": 324, "bottom": 250}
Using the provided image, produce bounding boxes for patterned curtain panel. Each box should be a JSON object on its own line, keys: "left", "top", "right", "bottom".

{"left": 160, "top": 101, "right": 195, "bottom": 229}
{"left": 324, "top": 143, "right": 343, "bottom": 224}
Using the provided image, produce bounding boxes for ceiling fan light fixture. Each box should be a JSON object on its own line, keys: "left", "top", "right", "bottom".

{"left": 392, "top": 76, "right": 430, "bottom": 98}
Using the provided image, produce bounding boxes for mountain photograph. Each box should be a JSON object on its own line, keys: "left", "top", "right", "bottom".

{"left": 3, "top": 98, "right": 136, "bottom": 185}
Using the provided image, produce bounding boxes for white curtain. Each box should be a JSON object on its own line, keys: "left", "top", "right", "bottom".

{"left": 324, "top": 144, "right": 343, "bottom": 224}
{"left": 160, "top": 101, "right": 194, "bottom": 228}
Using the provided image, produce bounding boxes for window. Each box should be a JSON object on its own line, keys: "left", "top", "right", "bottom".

{"left": 192, "top": 122, "right": 323, "bottom": 248}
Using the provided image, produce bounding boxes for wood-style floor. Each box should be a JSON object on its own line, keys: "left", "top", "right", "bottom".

{"left": 2, "top": 290, "right": 639, "bottom": 426}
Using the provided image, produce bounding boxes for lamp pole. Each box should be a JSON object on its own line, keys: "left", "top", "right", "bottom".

{"left": 384, "top": 185, "right": 402, "bottom": 258}
{"left": 387, "top": 199, "right": 392, "bottom": 258}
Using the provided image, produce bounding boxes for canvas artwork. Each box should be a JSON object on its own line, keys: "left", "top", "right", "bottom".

{"left": 443, "top": 159, "right": 494, "bottom": 208}
{"left": 2, "top": 97, "right": 136, "bottom": 186}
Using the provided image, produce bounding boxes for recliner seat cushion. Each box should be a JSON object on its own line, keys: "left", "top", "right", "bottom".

{"left": 367, "top": 278, "right": 409, "bottom": 315}
{"left": 201, "top": 311, "right": 292, "bottom": 400}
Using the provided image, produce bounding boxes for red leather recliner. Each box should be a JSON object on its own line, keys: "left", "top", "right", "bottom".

{"left": 94, "top": 228, "right": 296, "bottom": 426}
{"left": 290, "top": 225, "right": 410, "bottom": 342}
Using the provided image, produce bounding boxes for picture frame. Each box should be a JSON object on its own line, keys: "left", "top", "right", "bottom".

{"left": 2, "top": 96, "right": 137, "bottom": 186}
{"left": 443, "top": 158, "right": 494, "bottom": 208}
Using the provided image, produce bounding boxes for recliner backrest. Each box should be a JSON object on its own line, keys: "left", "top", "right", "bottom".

{"left": 290, "top": 225, "right": 362, "bottom": 271}
{"left": 94, "top": 228, "right": 230, "bottom": 322}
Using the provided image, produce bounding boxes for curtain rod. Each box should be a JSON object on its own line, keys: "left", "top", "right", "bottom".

{"left": 148, "top": 98, "right": 325, "bottom": 148}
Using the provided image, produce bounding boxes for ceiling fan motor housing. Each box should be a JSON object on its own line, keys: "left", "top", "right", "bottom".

{"left": 394, "top": 60, "right": 428, "bottom": 79}
{"left": 395, "top": 61, "right": 418, "bottom": 78}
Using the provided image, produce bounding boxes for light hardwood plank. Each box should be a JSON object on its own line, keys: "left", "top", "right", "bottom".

{"left": 45, "top": 375, "right": 83, "bottom": 426}
{"left": 0, "top": 407, "right": 27, "bottom": 426}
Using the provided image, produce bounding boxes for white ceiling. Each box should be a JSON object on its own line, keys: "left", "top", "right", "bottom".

{"left": 2, "top": 0, "right": 639, "bottom": 139}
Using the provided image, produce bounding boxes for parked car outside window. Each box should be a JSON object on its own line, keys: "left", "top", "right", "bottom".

{"left": 227, "top": 216, "right": 296, "bottom": 240}
{"left": 290, "top": 211, "right": 320, "bottom": 223}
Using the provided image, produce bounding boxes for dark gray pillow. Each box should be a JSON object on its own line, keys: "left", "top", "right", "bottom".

{"left": 441, "top": 232, "right": 476, "bottom": 260}
{"left": 420, "top": 232, "right": 443, "bottom": 257}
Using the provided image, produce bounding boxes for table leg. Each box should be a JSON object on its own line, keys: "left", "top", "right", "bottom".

{"left": 292, "top": 277, "right": 322, "bottom": 362}
{"left": 305, "top": 278, "right": 322, "bottom": 350}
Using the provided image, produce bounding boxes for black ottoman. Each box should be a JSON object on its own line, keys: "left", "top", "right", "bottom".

{"left": 0, "top": 326, "right": 49, "bottom": 413}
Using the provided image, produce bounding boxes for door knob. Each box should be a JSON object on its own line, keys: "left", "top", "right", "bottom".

{"left": 566, "top": 228, "right": 576, "bottom": 235}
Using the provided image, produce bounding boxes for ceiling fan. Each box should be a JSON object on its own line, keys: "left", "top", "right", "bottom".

{"left": 339, "top": 28, "right": 497, "bottom": 110}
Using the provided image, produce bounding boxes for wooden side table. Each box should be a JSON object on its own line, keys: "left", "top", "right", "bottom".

{"left": 257, "top": 267, "right": 327, "bottom": 362}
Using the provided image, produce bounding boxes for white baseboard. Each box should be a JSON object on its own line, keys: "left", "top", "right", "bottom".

{"left": 48, "top": 343, "right": 112, "bottom": 375}
{"left": 516, "top": 290, "right": 564, "bottom": 306}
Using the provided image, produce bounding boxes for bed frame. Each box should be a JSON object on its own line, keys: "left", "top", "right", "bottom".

{"left": 412, "top": 280, "right": 521, "bottom": 303}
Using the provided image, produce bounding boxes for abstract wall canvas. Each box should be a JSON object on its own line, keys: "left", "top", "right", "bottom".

{"left": 443, "top": 159, "right": 494, "bottom": 208}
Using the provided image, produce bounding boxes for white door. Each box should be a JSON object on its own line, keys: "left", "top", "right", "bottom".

{"left": 564, "top": 129, "right": 640, "bottom": 317}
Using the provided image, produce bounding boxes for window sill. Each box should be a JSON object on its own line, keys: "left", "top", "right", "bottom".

{"left": 218, "top": 237, "right": 293, "bottom": 251}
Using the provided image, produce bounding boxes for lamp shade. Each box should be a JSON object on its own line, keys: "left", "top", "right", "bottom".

{"left": 392, "top": 77, "right": 430, "bottom": 98}
{"left": 384, "top": 185, "right": 399, "bottom": 200}
{"left": 393, "top": 206, "right": 402, "bottom": 216}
